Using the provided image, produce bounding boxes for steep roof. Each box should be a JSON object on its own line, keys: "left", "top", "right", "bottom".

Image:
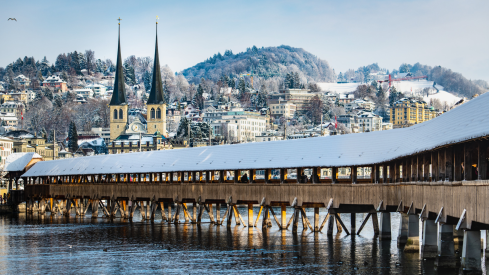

{"left": 22, "top": 93, "right": 489, "bottom": 177}
{"left": 5, "top": 152, "right": 42, "bottom": 172}
{"left": 146, "top": 23, "right": 166, "bottom": 105}
{"left": 109, "top": 23, "right": 127, "bottom": 106}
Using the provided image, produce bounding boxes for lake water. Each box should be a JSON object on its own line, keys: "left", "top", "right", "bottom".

{"left": 0, "top": 208, "right": 484, "bottom": 274}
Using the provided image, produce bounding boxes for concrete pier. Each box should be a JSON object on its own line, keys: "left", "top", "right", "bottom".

{"left": 398, "top": 213, "right": 408, "bottom": 246}
{"left": 404, "top": 214, "right": 420, "bottom": 252}
{"left": 435, "top": 224, "right": 457, "bottom": 268}
{"left": 461, "top": 230, "right": 482, "bottom": 274}
{"left": 421, "top": 220, "right": 437, "bottom": 258}
{"left": 379, "top": 212, "right": 391, "bottom": 240}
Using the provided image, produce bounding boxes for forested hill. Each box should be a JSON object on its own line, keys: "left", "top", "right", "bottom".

{"left": 180, "top": 45, "right": 335, "bottom": 84}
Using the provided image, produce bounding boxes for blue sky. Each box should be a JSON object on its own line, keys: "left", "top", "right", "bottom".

{"left": 1, "top": 0, "right": 488, "bottom": 81}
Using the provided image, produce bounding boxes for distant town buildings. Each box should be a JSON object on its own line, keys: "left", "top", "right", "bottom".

{"left": 390, "top": 98, "right": 437, "bottom": 128}
{"left": 42, "top": 75, "right": 67, "bottom": 92}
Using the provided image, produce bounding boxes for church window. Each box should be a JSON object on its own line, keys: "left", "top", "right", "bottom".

{"left": 119, "top": 109, "right": 123, "bottom": 120}
{"left": 113, "top": 109, "right": 118, "bottom": 119}
{"left": 157, "top": 108, "right": 162, "bottom": 119}
{"left": 151, "top": 108, "right": 155, "bottom": 119}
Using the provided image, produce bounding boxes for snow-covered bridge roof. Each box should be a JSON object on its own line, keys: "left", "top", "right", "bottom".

{"left": 22, "top": 93, "right": 489, "bottom": 177}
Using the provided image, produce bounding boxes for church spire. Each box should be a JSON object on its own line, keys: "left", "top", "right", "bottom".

{"left": 110, "top": 17, "right": 127, "bottom": 106}
{"left": 147, "top": 20, "right": 166, "bottom": 105}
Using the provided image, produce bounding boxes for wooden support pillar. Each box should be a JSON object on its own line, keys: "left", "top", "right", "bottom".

{"left": 192, "top": 202, "right": 197, "bottom": 224}
{"left": 314, "top": 207, "right": 320, "bottom": 231}
{"left": 432, "top": 150, "right": 438, "bottom": 181}
{"left": 439, "top": 149, "right": 446, "bottom": 181}
{"left": 478, "top": 140, "right": 488, "bottom": 180}
{"left": 167, "top": 203, "right": 172, "bottom": 223}
{"left": 215, "top": 203, "right": 221, "bottom": 225}
{"left": 234, "top": 170, "right": 240, "bottom": 184}
{"left": 331, "top": 167, "right": 337, "bottom": 184}
{"left": 445, "top": 146, "right": 454, "bottom": 181}
{"left": 422, "top": 154, "right": 429, "bottom": 181}
{"left": 281, "top": 205, "right": 287, "bottom": 229}
{"left": 382, "top": 165, "right": 387, "bottom": 183}
{"left": 312, "top": 167, "right": 319, "bottom": 184}
{"left": 394, "top": 162, "right": 399, "bottom": 183}
{"left": 371, "top": 212, "right": 379, "bottom": 235}
{"left": 264, "top": 169, "right": 271, "bottom": 184}
{"left": 327, "top": 214, "right": 335, "bottom": 235}
{"left": 416, "top": 155, "right": 422, "bottom": 181}
{"left": 248, "top": 204, "right": 253, "bottom": 227}
{"left": 351, "top": 166, "right": 357, "bottom": 184}
{"left": 208, "top": 204, "right": 215, "bottom": 223}
{"left": 374, "top": 165, "right": 380, "bottom": 183}
{"left": 296, "top": 168, "right": 302, "bottom": 184}
{"left": 464, "top": 143, "right": 472, "bottom": 181}
{"left": 173, "top": 203, "right": 180, "bottom": 224}
{"left": 350, "top": 213, "right": 356, "bottom": 232}
{"left": 280, "top": 168, "right": 288, "bottom": 184}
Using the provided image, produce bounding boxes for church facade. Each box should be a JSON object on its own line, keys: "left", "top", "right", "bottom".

{"left": 108, "top": 21, "right": 171, "bottom": 154}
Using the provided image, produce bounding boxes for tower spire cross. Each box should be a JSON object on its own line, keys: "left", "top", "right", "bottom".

{"left": 117, "top": 17, "right": 122, "bottom": 25}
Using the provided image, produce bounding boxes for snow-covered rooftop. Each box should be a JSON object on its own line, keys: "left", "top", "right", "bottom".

{"left": 5, "top": 152, "right": 42, "bottom": 172}
{"left": 22, "top": 92, "right": 489, "bottom": 177}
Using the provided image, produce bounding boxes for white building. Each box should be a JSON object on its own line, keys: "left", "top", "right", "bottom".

{"left": 74, "top": 88, "right": 94, "bottom": 99}
{"left": 255, "top": 135, "right": 284, "bottom": 142}
{"left": 269, "top": 101, "right": 296, "bottom": 119}
{"left": 0, "top": 137, "right": 13, "bottom": 168}
{"left": 357, "top": 112, "right": 383, "bottom": 132}
{"left": 85, "top": 84, "right": 107, "bottom": 97}
{"left": 211, "top": 116, "right": 267, "bottom": 143}
{"left": 0, "top": 112, "right": 18, "bottom": 127}
{"left": 345, "top": 99, "right": 376, "bottom": 112}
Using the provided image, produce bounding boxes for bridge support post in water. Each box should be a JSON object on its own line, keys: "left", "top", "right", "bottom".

{"left": 398, "top": 213, "right": 408, "bottom": 246}
{"left": 327, "top": 214, "right": 335, "bottom": 235}
{"left": 404, "top": 214, "right": 420, "bottom": 252}
{"left": 421, "top": 219, "right": 437, "bottom": 258}
{"left": 379, "top": 212, "right": 391, "bottom": 240}
{"left": 91, "top": 199, "right": 98, "bottom": 218}
{"left": 350, "top": 213, "right": 356, "bottom": 233}
{"left": 461, "top": 230, "right": 482, "bottom": 273}
{"left": 454, "top": 226, "right": 464, "bottom": 247}
{"left": 435, "top": 224, "right": 457, "bottom": 268}
{"left": 39, "top": 199, "right": 46, "bottom": 215}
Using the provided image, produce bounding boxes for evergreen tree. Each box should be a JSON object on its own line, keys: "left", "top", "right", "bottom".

{"left": 177, "top": 117, "right": 189, "bottom": 137}
{"left": 78, "top": 52, "right": 86, "bottom": 70}
{"left": 238, "top": 78, "right": 246, "bottom": 97}
{"left": 284, "top": 73, "right": 293, "bottom": 89}
{"left": 43, "top": 88, "right": 53, "bottom": 101}
{"left": 71, "top": 51, "right": 81, "bottom": 75}
{"left": 293, "top": 72, "right": 300, "bottom": 88}
{"left": 124, "top": 62, "right": 136, "bottom": 85}
{"left": 60, "top": 71, "right": 68, "bottom": 83}
{"left": 66, "top": 91, "right": 76, "bottom": 102}
{"left": 143, "top": 70, "right": 152, "bottom": 92}
{"left": 37, "top": 70, "right": 44, "bottom": 82}
{"left": 69, "top": 122, "right": 79, "bottom": 153}
{"left": 229, "top": 78, "right": 235, "bottom": 89}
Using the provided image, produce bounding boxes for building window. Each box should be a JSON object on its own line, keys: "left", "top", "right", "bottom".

{"left": 150, "top": 108, "right": 155, "bottom": 119}
{"left": 157, "top": 108, "right": 161, "bottom": 119}
{"left": 119, "top": 109, "right": 123, "bottom": 120}
{"left": 113, "top": 109, "right": 118, "bottom": 119}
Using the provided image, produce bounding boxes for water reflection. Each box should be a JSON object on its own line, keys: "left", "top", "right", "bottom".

{"left": 0, "top": 209, "right": 479, "bottom": 274}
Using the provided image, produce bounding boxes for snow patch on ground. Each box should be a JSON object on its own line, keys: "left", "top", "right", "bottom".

{"left": 423, "top": 90, "right": 461, "bottom": 105}
{"left": 316, "top": 82, "right": 360, "bottom": 94}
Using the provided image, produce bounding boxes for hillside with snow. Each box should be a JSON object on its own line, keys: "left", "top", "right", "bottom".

{"left": 317, "top": 80, "right": 462, "bottom": 105}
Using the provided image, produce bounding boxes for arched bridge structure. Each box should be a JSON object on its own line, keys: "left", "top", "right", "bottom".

{"left": 22, "top": 93, "right": 489, "bottom": 271}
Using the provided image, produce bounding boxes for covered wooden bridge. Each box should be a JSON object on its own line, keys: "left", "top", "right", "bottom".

{"left": 22, "top": 92, "right": 489, "bottom": 272}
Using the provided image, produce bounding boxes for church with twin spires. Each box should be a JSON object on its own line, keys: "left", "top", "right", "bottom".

{"left": 108, "top": 20, "right": 170, "bottom": 154}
